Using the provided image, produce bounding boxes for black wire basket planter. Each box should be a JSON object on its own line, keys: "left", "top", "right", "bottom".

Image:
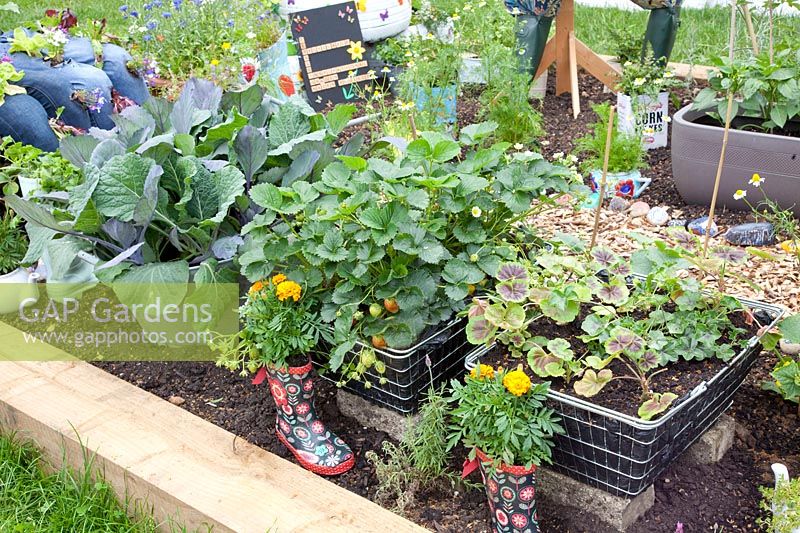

{"left": 465, "top": 298, "right": 784, "bottom": 497}
{"left": 314, "top": 317, "right": 470, "bottom": 414}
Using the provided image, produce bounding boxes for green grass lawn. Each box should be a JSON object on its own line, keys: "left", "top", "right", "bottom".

{"left": 0, "top": 433, "right": 176, "bottom": 532}
{"left": 0, "top": 1, "right": 797, "bottom": 65}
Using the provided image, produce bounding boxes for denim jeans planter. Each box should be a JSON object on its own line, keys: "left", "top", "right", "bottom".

{"left": 589, "top": 169, "right": 651, "bottom": 199}
{"left": 0, "top": 94, "right": 59, "bottom": 151}
{"left": 410, "top": 83, "right": 457, "bottom": 125}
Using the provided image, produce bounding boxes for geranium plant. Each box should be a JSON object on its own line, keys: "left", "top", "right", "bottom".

{"left": 239, "top": 122, "right": 584, "bottom": 372}
{"left": 467, "top": 236, "right": 758, "bottom": 420}
{"left": 446, "top": 364, "right": 563, "bottom": 469}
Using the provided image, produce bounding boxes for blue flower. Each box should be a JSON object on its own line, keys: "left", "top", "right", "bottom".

{"left": 119, "top": 4, "right": 128, "bottom": 11}
{"left": 130, "top": 10, "right": 139, "bottom": 17}
{"left": 146, "top": 21, "right": 157, "bottom": 30}
{"left": 154, "top": 0, "right": 163, "bottom": 6}
{"left": 143, "top": 34, "right": 153, "bottom": 41}
{"left": 144, "top": 3, "right": 153, "bottom": 10}
{"left": 226, "top": 19, "right": 234, "bottom": 27}
{"left": 162, "top": 11, "right": 171, "bottom": 17}
{"left": 172, "top": 0, "right": 182, "bottom": 8}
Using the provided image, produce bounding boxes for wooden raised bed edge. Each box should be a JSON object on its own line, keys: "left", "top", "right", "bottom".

{"left": 0, "top": 325, "right": 427, "bottom": 533}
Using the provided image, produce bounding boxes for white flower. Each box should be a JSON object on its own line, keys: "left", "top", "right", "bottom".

{"left": 733, "top": 189, "right": 747, "bottom": 200}
{"left": 471, "top": 206, "right": 482, "bottom": 218}
{"left": 633, "top": 77, "right": 646, "bottom": 87}
{"left": 749, "top": 173, "right": 765, "bottom": 187}
{"left": 664, "top": 116, "right": 672, "bottom": 123}
{"left": 552, "top": 151, "right": 564, "bottom": 159}
{"left": 514, "top": 143, "right": 524, "bottom": 151}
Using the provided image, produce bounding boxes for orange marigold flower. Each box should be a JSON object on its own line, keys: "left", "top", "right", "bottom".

{"left": 249, "top": 280, "right": 265, "bottom": 294}
{"left": 470, "top": 364, "right": 495, "bottom": 380}
{"left": 271, "top": 273, "right": 287, "bottom": 285}
{"left": 276, "top": 280, "right": 302, "bottom": 302}
{"left": 503, "top": 369, "right": 532, "bottom": 396}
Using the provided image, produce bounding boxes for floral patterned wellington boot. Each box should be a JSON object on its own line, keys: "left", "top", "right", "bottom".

{"left": 265, "top": 360, "right": 355, "bottom": 476}
{"left": 476, "top": 449, "right": 540, "bottom": 533}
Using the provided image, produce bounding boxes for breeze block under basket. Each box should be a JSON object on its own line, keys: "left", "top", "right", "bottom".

{"left": 314, "top": 317, "right": 469, "bottom": 414}
{"left": 466, "top": 299, "right": 784, "bottom": 497}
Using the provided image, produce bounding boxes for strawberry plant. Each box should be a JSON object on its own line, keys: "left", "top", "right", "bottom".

{"left": 239, "top": 122, "right": 585, "bottom": 371}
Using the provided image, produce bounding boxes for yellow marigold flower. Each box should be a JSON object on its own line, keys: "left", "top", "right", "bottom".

{"left": 249, "top": 280, "right": 265, "bottom": 294}
{"left": 470, "top": 364, "right": 494, "bottom": 380}
{"left": 271, "top": 273, "right": 287, "bottom": 285}
{"left": 276, "top": 280, "right": 302, "bottom": 302}
{"left": 221, "top": 42, "right": 232, "bottom": 51}
{"left": 503, "top": 369, "right": 532, "bottom": 396}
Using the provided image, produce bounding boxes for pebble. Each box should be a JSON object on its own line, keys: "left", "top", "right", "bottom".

{"left": 646, "top": 206, "right": 670, "bottom": 226}
{"left": 629, "top": 201, "right": 650, "bottom": 218}
{"left": 780, "top": 339, "right": 800, "bottom": 356}
{"left": 168, "top": 395, "right": 186, "bottom": 406}
{"left": 724, "top": 222, "right": 776, "bottom": 246}
{"left": 608, "top": 196, "right": 629, "bottom": 213}
{"left": 688, "top": 216, "right": 719, "bottom": 237}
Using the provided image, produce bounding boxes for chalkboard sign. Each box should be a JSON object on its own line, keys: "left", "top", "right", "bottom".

{"left": 289, "top": 1, "right": 376, "bottom": 111}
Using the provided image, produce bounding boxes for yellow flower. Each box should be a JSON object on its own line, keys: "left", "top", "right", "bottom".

{"left": 210, "top": 59, "right": 220, "bottom": 66}
{"left": 276, "top": 280, "right": 302, "bottom": 302}
{"left": 733, "top": 189, "right": 747, "bottom": 200}
{"left": 249, "top": 280, "right": 265, "bottom": 294}
{"left": 271, "top": 273, "right": 287, "bottom": 285}
{"left": 780, "top": 240, "right": 797, "bottom": 254}
{"left": 503, "top": 369, "right": 532, "bottom": 396}
{"left": 347, "top": 40, "right": 365, "bottom": 61}
{"left": 470, "top": 364, "right": 494, "bottom": 380}
{"left": 749, "top": 173, "right": 765, "bottom": 187}
{"left": 221, "top": 42, "right": 232, "bottom": 51}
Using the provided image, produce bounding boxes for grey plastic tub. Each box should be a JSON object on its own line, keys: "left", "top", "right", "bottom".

{"left": 671, "top": 104, "right": 800, "bottom": 217}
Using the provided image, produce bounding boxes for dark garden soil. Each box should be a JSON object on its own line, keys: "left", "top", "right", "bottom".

{"left": 95, "top": 345, "right": 799, "bottom": 533}
{"left": 90, "top": 69, "right": 796, "bottom": 531}
{"left": 476, "top": 305, "right": 758, "bottom": 418}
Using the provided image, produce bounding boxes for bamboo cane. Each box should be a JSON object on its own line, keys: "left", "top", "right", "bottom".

{"left": 742, "top": 2, "right": 760, "bottom": 55}
{"left": 589, "top": 105, "right": 616, "bottom": 251}
{"left": 408, "top": 113, "right": 418, "bottom": 140}
{"left": 702, "top": 0, "right": 738, "bottom": 257}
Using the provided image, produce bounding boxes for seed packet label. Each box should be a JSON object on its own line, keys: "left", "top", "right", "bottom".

{"left": 290, "top": 1, "right": 375, "bottom": 111}
{"left": 617, "top": 91, "right": 669, "bottom": 150}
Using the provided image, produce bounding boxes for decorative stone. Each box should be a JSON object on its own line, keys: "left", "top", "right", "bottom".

{"left": 780, "top": 339, "right": 800, "bottom": 356}
{"left": 628, "top": 201, "right": 650, "bottom": 218}
{"left": 608, "top": 196, "right": 629, "bottom": 213}
{"left": 668, "top": 219, "right": 688, "bottom": 228}
{"left": 724, "top": 222, "right": 776, "bottom": 246}
{"left": 646, "top": 206, "right": 670, "bottom": 226}
{"left": 683, "top": 414, "right": 735, "bottom": 465}
{"left": 688, "top": 216, "right": 719, "bottom": 237}
{"left": 168, "top": 395, "right": 185, "bottom": 406}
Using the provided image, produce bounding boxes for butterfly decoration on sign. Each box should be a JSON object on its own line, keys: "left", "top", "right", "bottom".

{"left": 379, "top": 9, "right": 388, "bottom": 20}
{"left": 293, "top": 14, "right": 310, "bottom": 32}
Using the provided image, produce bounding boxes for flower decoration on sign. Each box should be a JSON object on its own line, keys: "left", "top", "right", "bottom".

{"left": 347, "top": 40, "right": 365, "bottom": 61}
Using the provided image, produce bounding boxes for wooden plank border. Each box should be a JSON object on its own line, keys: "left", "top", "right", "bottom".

{"left": 597, "top": 54, "right": 716, "bottom": 81}
{"left": 0, "top": 354, "right": 427, "bottom": 532}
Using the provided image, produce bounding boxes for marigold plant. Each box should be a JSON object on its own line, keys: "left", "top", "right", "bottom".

{"left": 212, "top": 274, "right": 329, "bottom": 373}
{"left": 447, "top": 365, "right": 563, "bottom": 469}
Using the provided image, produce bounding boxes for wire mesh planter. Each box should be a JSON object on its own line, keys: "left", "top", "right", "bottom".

{"left": 314, "top": 317, "right": 470, "bottom": 414}
{"left": 465, "top": 298, "right": 784, "bottom": 497}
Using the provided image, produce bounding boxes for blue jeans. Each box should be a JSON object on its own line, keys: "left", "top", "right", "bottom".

{"left": 0, "top": 94, "right": 59, "bottom": 151}
{"left": 64, "top": 37, "right": 149, "bottom": 104}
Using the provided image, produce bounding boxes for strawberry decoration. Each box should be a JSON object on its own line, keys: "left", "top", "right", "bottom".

{"left": 278, "top": 74, "right": 295, "bottom": 97}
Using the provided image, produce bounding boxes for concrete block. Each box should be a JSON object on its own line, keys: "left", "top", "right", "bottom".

{"left": 537, "top": 468, "right": 655, "bottom": 531}
{"left": 683, "top": 414, "right": 736, "bottom": 464}
{"left": 336, "top": 389, "right": 418, "bottom": 442}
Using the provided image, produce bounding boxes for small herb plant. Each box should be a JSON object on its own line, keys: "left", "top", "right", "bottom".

{"left": 616, "top": 55, "right": 684, "bottom": 102}
{"left": 467, "top": 236, "right": 756, "bottom": 420}
{"left": 447, "top": 364, "right": 564, "bottom": 469}
{"left": 574, "top": 103, "right": 646, "bottom": 174}
{"left": 0, "top": 137, "right": 81, "bottom": 195}
{"left": 759, "top": 473, "right": 800, "bottom": 533}
{"left": 212, "top": 274, "right": 330, "bottom": 372}
{"left": 692, "top": 43, "right": 800, "bottom": 133}
{"left": 239, "top": 122, "right": 584, "bottom": 377}
{"left": 0, "top": 209, "right": 27, "bottom": 275}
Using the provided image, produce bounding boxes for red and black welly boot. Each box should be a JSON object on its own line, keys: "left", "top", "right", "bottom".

{"left": 258, "top": 360, "right": 355, "bottom": 476}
